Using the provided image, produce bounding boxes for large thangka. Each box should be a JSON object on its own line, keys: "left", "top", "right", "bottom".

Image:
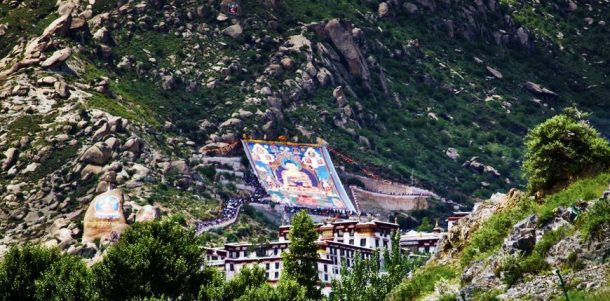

{"left": 242, "top": 140, "right": 356, "bottom": 211}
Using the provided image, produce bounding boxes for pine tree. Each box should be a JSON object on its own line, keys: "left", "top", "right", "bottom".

{"left": 282, "top": 210, "right": 320, "bottom": 299}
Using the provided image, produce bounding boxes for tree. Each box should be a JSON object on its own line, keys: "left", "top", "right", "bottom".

{"left": 0, "top": 245, "right": 61, "bottom": 301}
{"left": 199, "top": 266, "right": 267, "bottom": 301}
{"left": 93, "top": 218, "right": 216, "bottom": 300}
{"left": 329, "top": 231, "right": 425, "bottom": 301}
{"left": 282, "top": 210, "right": 320, "bottom": 299}
{"left": 35, "top": 255, "right": 98, "bottom": 301}
{"left": 416, "top": 217, "right": 433, "bottom": 232}
{"left": 236, "top": 278, "right": 308, "bottom": 301}
{"left": 523, "top": 108, "right": 610, "bottom": 194}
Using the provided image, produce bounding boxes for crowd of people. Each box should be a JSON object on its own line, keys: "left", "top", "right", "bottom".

{"left": 283, "top": 205, "right": 368, "bottom": 219}
{"left": 195, "top": 170, "right": 375, "bottom": 234}
{"left": 195, "top": 171, "right": 269, "bottom": 234}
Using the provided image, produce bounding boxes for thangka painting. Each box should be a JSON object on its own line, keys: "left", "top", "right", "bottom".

{"left": 242, "top": 140, "right": 356, "bottom": 211}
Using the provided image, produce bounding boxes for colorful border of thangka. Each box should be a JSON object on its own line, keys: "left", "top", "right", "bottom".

{"left": 242, "top": 140, "right": 356, "bottom": 212}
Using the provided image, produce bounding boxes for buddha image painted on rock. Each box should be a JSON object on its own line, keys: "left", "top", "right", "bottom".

{"left": 94, "top": 195, "right": 120, "bottom": 219}
{"left": 244, "top": 141, "right": 350, "bottom": 209}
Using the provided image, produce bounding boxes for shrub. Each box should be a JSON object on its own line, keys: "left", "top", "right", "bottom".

{"left": 199, "top": 266, "right": 267, "bottom": 301}
{"left": 522, "top": 108, "right": 610, "bottom": 194}
{"left": 386, "top": 265, "right": 458, "bottom": 301}
{"left": 93, "top": 219, "right": 215, "bottom": 300}
{"left": 34, "top": 255, "right": 97, "bottom": 301}
{"left": 577, "top": 199, "right": 610, "bottom": 240}
{"left": 0, "top": 245, "right": 61, "bottom": 301}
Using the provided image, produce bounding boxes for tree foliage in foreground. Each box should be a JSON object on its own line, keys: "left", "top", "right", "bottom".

{"left": 282, "top": 210, "right": 321, "bottom": 300}
{"left": 93, "top": 217, "right": 215, "bottom": 300}
{"left": 0, "top": 244, "right": 61, "bottom": 301}
{"left": 329, "top": 231, "right": 425, "bottom": 301}
{"left": 523, "top": 107, "right": 610, "bottom": 194}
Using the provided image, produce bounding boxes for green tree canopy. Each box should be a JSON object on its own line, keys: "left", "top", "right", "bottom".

{"left": 34, "top": 255, "right": 97, "bottom": 301}
{"left": 282, "top": 210, "right": 320, "bottom": 299}
{"left": 199, "top": 266, "right": 267, "bottom": 301}
{"left": 523, "top": 107, "right": 610, "bottom": 194}
{"left": 0, "top": 245, "right": 61, "bottom": 301}
{"left": 93, "top": 218, "right": 215, "bottom": 300}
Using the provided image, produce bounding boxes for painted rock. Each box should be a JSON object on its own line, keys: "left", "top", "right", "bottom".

{"left": 82, "top": 189, "right": 128, "bottom": 243}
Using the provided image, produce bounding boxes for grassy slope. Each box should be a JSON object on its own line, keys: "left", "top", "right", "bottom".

{"left": 388, "top": 170, "right": 610, "bottom": 300}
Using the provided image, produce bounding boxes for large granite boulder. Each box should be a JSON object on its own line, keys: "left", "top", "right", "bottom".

{"left": 82, "top": 189, "right": 128, "bottom": 243}
{"left": 135, "top": 205, "right": 160, "bottom": 223}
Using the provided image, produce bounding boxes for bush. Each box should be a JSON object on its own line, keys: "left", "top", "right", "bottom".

{"left": 34, "top": 255, "right": 97, "bottom": 301}
{"left": 199, "top": 266, "right": 267, "bottom": 301}
{"left": 577, "top": 199, "right": 610, "bottom": 240}
{"left": 0, "top": 245, "right": 61, "bottom": 301}
{"left": 522, "top": 108, "right": 610, "bottom": 194}
{"left": 93, "top": 219, "right": 215, "bottom": 300}
{"left": 387, "top": 265, "right": 457, "bottom": 301}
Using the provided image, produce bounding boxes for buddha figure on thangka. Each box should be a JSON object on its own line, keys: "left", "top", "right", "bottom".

{"left": 245, "top": 142, "right": 348, "bottom": 209}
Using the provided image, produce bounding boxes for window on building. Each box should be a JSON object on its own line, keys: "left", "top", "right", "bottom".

{"left": 274, "top": 249, "right": 278, "bottom": 255}
{"left": 275, "top": 262, "right": 279, "bottom": 269}
{"left": 360, "top": 238, "right": 366, "bottom": 247}
{"left": 349, "top": 239, "right": 354, "bottom": 245}
{"left": 229, "top": 264, "right": 234, "bottom": 271}
{"left": 266, "top": 263, "right": 270, "bottom": 270}
{"left": 275, "top": 272, "right": 279, "bottom": 279}
{"left": 244, "top": 250, "right": 249, "bottom": 257}
{"left": 324, "top": 274, "right": 328, "bottom": 281}
{"left": 265, "top": 272, "right": 269, "bottom": 278}
{"left": 324, "top": 264, "right": 328, "bottom": 272}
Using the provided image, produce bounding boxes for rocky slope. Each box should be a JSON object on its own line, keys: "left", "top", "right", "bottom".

{"left": 390, "top": 172, "right": 610, "bottom": 300}
{"left": 0, "top": 0, "right": 608, "bottom": 247}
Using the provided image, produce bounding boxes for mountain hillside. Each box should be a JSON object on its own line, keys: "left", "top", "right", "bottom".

{"left": 388, "top": 172, "right": 610, "bottom": 300}
{"left": 0, "top": 0, "right": 608, "bottom": 247}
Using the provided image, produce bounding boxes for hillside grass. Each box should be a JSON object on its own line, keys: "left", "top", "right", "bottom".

{"left": 0, "top": 0, "right": 56, "bottom": 57}
{"left": 391, "top": 171, "right": 610, "bottom": 299}
{"left": 461, "top": 171, "right": 610, "bottom": 266}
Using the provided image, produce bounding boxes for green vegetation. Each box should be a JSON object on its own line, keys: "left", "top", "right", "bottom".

{"left": 386, "top": 265, "right": 458, "bottom": 301}
{"left": 282, "top": 210, "right": 321, "bottom": 299}
{"left": 147, "top": 185, "right": 218, "bottom": 220}
{"left": 523, "top": 108, "right": 610, "bottom": 194}
{"left": 0, "top": 245, "right": 61, "bottom": 301}
{"left": 93, "top": 217, "right": 213, "bottom": 300}
{"left": 330, "top": 232, "right": 425, "bottom": 301}
{"left": 577, "top": 198, "right": 610, "bottom": 240}
{"left": 461, "top": 171, "right": 610, "bottom": 267}
{"left": 6, "top": 115, "right": 43, "bottom": 144}
{"left": 0, "top": 0, "right": 56, "bottom": 57}
{"left": 34, "top": 255, "right": 97, "bottom": 301}
{"left": 28, "top": 144, "right": 79, "bottom": 181}
{"left": 0, "top": 218, "right": 310, "bottom": 301}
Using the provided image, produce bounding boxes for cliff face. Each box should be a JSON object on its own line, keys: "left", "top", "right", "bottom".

{"left": 0, "top": 0, "right": 608, "bottom": 250}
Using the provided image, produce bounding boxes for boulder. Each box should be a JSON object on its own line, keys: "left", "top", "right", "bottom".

{"left": 82, "top": 189, "right": 128, "bottom": 243}
{"left": 280, "top": 57, "right": 295, "bottom": 70}
{"left": 42, "top": 14, "right": 72, "bottom": 37}
{"left": 161, "top": 75, "right": 176, "bottom": 91}
{"left": 486, "top": 66, "right": 503, "bottom": 79}
{"left": 41, "top": 47, "right": 72, "bottom": 68}
{"left": 123, "top": 137, "right": 142, "bottom": 154}
{"left": 222, "top": 23, "right": 243, "bottom": 39}
{"left": 54, "top": 80, "right": 70, "bottom": 98}
{"left": 2, "top": 147, "right": 18, "bottom": 170}
{"left": 378, "top": 2, "right": 390, "bottom": 18}
{"left": 523, "top": 81, "right": 558, "bottom": 98}
{"left": 219, "top": 118, "right": 243, "bottom": 129}
{"left": 324, "top": 19, "right": 370, "bottom": 88}
{"left": 92, "top": 123, "right": 110, "bottom": 141}
{"left": 80, "top": 142, "right": 112, "bottom": 166}
{"left": 135, "top": 205, "right": 160, "bottom": 223}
